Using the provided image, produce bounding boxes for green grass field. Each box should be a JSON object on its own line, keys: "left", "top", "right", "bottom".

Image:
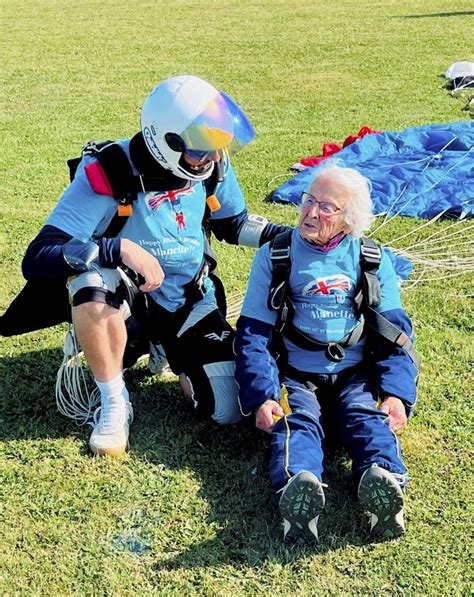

{"left": 1, "top": 1, "right": 473, "bottom": 594}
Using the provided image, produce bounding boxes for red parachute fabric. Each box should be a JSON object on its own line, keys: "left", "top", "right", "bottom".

{"left": 298, "top": 127, "right": 381, "bottom": 168}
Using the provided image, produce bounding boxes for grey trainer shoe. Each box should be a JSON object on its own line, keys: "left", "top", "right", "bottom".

{"left": 278, "top": 470, "right": 326, "bottom": 544}
{"left": 358, "top": 464, "right": 405, "bottom": 540}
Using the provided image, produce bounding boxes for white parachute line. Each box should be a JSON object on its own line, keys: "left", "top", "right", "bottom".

{"left": 409, "top": 260, "right": 474, "bottom": 271}
{"left": 371, "top": 137, "right": 458, "bottom": 233}
{"left": 390, "top": 208, "right": 462, "bottom": 244}
{"left": 452, "top": 79, "right": 474, "bottom": 91}
{"left": 55, "top": 325, "right": 100, "bottom": 425}
{"left": 397, "top": 239, "right": 474, "bottom": 257}
{"left": 401, "top": 266, "right": 473, "bottom": 289}
{"left": 384, "top": 210, "right": 450, "bottom": 245}
{"left": 370, "top": 182, "right": 412, "bottom": 235}
{"left": 267, "top": 173, "right": 296, "bottom": 191}
{"left": 400, "top": 235, "right": 474, "bottom": 254}
{"left": 417, "top": 221, "right": 474, "bottom": 245}
{"left": 226, "top": 290, "right": 245, "bottom": 321}
{"left": 378, "top": 155, "right": 433, "bottom": 170}
{"left": 407, "top": 270, "right": 474, "bottom": 282}
{"left": 395, "top": 245, "right": 474, "bottom": 263}
{"left": 402, "top": 251, "right": 474, "bottom": 263}
{"left": 401, "top": 257, "right": 474, "bottom": 269}
{"left": 400, "top": 221, "right": 474, "bottom": 252}
{"left": 397, "top": 220, "right": 473, "bottom": 251}
{"left": 404, "top": 263, "right": 474, "bottom": 274}
{"left": 370, "top": 139, "right": 471, "bottom": 236}
{"left": 403, "top": 287, "right": 474, "bottom": 298}
{"left": 401, "top": 267, "right": 429, "bottom": 289}
{"left": 404, "top": 257, "right": 474, "bottom": 269}
{"left": 409, "top": 254, "right": 474, "bottom": 267}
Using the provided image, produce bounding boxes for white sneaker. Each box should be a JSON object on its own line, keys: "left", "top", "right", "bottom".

{"left": 89, "top": 396, "right": 133, "bottom": 457}
{"left": 358, "top": 464, "right": 405, "bottom": 539}
{"left": 278, "top": 470, "right": 326, "bottom": 544}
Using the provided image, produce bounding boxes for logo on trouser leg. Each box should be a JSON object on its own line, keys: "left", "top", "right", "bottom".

{"left": 204, "top": 331, "right": 231, "bottom": 342}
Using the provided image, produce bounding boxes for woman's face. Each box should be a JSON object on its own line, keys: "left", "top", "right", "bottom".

{"left": 298, "top": 176, "right": 351, "bottom": 245}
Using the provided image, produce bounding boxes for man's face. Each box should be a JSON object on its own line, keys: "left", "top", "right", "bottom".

{"left": 298, "top": 176, "right": 350, "bottom": 245}
{"left": 182, "top": 149, "right": 221, "bottom": 172}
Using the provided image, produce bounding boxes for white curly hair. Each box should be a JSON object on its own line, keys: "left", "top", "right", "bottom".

{"left": 307, "top": 161, "right": 375, "bottom": 238}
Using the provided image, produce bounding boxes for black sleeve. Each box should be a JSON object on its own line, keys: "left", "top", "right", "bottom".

{"left": 22, "top": 225, "right": 121, "bottom": 280}
{"left": 208, "top": 209, "right": 248, "bottom": 244}
{"left": 259, "top": 222, "right": 292, "bottom": 246}
{"left": 209, "top": 208, "right": 291, "bottom": 247}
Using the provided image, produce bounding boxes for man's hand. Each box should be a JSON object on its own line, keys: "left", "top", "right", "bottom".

{"left": 120, "top": 238, "right": 165, "bottom": 292}
{"left": 379, "top": 396, "right": 407, "bottom": 432}
{"left": 255, "top": 399, "right": 285, "bottom": 434}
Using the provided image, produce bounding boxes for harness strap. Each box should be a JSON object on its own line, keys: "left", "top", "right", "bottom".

{"left": 181, "top": 162, "right": 225, "bottom": 312}
{"left": 267, "top": 232, "right": 419, "bottom": 366}
{"left": 268, "top": 229, "right": 293, "bottom": 329}
{"left": 354, "top": 236, "right": 382, "bottom": 312}
{"left": 83, "top": 141, "right": 137, "bottom": 205}
{"left": 364, "top": 306, "right": 420, "bottom": 368}
{"left": 72, "top": 141, "right": 226, "bottom": 308}
{"left": 283, "top": 315, "right": 365, "bottom": 362}
{"left": 268, "top": 230, "right": 366, "bottom": 362}
{"left": 182, "top": 259, "right": 211, "bottom": 308}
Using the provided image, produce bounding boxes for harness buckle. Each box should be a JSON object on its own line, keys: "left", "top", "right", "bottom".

{"left": 278, "top": 302, "right": 289, "bottom": 332}
{"left": 326, "top": 343, "right": 345, "bottom": 362}
{"left": 269, "top": 281, "right": 286, "bottom": 310}
{"left": 360, "top": 242, "right": 382, "bottom": 270}
{"left": 270, "top": 246, "right": 291, "bottom": 260}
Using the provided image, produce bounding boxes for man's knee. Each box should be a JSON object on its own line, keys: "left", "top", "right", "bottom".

{"left": 72, "top": 299, "right": 120, "bottom": 323}
{"left": 181, "top": 361, "right": 243, "bottom": 425}
{"left": 205, "top": 361, "right": 243, "bottom": 425}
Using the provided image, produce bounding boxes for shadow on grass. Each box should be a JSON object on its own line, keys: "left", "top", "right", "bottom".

{"left": 1, "top": 348, "right": 376, "bottom": 566}
{"left": 126, "top": 370, "right": 373, "bottom": 569}
{"left": 0, "top": 347, "right": 88, "bottom": 443}
{"left": 400, "top": 11, "right": 474, "bottom": 18}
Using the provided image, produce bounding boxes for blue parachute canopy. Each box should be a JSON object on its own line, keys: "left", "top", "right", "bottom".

{"left": 272, "top": 122, "right": 473, "bottom": 220}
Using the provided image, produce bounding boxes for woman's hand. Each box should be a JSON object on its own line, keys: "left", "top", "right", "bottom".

{"left": 255, "top": 399, "right": 285, "bottom": 433}
{"left": 379, "top": 396, "right": 407, "bottom": 432}
{"left": 120, "top": 238, "right": 165, "bottom": 292}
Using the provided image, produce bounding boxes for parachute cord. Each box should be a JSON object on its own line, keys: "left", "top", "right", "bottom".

{"left": 55, "top": 325, "right": 100, "bottom": 426}
{"left": 370, "top": 137, "right": 468, "bottom": 236}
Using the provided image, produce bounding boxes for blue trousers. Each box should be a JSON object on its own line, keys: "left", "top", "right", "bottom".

{"left": 270, "top": 366, "right": 407, "bottom": 492}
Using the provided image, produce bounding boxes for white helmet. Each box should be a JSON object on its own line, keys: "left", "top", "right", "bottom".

{"left": 140, "top": 75, "right": 256, "bottom": 181}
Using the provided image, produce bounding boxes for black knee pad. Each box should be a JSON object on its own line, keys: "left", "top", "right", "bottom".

{"left": 71, "top": 286, "right": 123, "bottom": 309}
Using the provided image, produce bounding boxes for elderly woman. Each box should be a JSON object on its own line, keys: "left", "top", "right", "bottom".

{"left": 235, "top": 164, "right": 418, "bottom": 543}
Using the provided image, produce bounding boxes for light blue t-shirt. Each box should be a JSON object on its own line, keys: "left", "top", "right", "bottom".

{"left": 241, "top": 230, "right": 402, "bottom": 373}
{"left": 46, "top": 139, "right": 246, "bottom": 312}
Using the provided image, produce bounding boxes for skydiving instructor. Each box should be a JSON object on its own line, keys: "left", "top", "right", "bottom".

{"left": 0, "top": 75, "right": 288, "bottom": 456}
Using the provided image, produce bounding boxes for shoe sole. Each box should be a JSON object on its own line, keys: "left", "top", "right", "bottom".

{"left": 89, "top": 442, "right": 128, "bottom": 457}
{"left": 358, "top": 468, "right": 404, "bottom": 539}
{"left": 279, "top": 473, "right": 325, "bottom": 544}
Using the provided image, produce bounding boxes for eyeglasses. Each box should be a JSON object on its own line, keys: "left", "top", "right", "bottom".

{"left": 301, "top": 192, "right": 343, "bottom": 215}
